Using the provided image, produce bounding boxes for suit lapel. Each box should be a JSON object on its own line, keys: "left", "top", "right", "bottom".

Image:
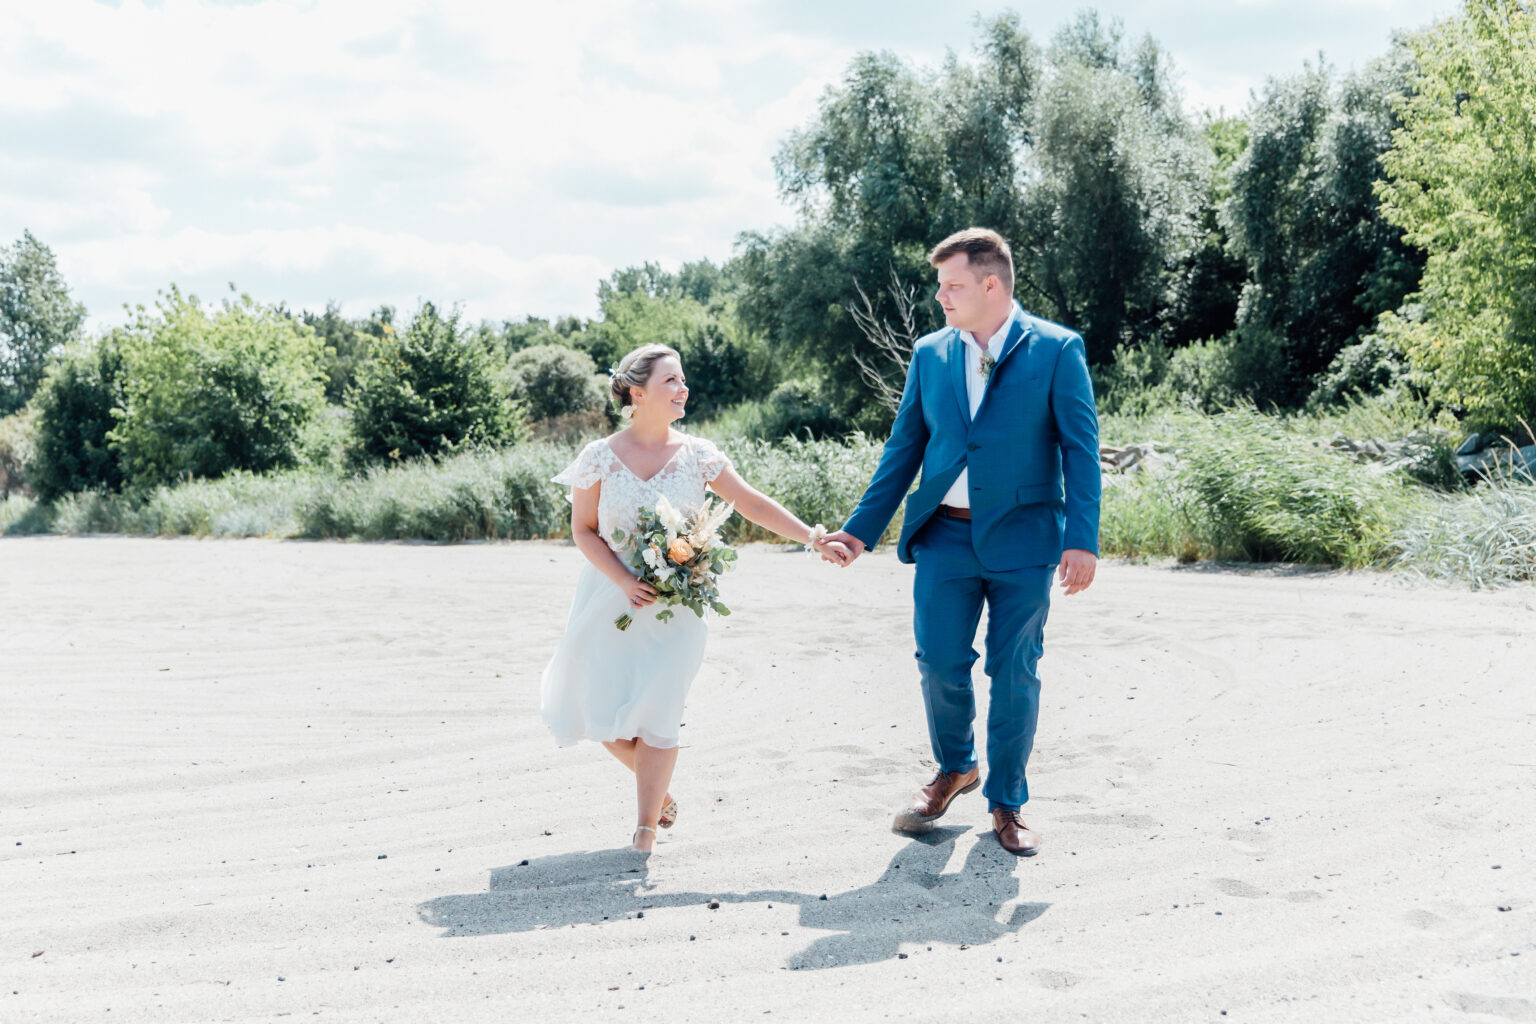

{"left": 947, "top": 330, "right": 971, "bottom": 423}
{"left": 973, "top": 314, "right": 1030, "bottom": 420}
{"left": 992, "top": 314, "right": 1029, "bottom": 370}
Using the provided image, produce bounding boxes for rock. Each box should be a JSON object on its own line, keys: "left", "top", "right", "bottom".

{"left": 1099, "top": 442, "right": 1175, "bottom": 475}
{"left": 1456, "top": 433, "right": 1486, "bottom": 456}
{"left": 1456, "top": 442, "right": 1536, "bottom": 480}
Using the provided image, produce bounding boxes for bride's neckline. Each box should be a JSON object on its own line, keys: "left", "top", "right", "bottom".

{"left": 603, "top": 435, "right": 688, "bottom": 484}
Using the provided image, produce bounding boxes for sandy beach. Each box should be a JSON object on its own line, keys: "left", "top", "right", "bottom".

{"left": 1, "top": 536, "right": 1532, "bottom": 1023}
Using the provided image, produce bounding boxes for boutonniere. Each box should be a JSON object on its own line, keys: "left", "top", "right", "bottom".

{"left": 979, "top": 352, "right": 996, "bottom": 381}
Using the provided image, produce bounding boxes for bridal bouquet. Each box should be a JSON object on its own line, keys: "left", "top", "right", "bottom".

{"left": 610, "top": 494, "right": 738, "bottom": 631}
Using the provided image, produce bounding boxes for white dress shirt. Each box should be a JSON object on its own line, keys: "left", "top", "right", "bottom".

{"left": 940, "top": 304, "right": 1019, "bottom": 509}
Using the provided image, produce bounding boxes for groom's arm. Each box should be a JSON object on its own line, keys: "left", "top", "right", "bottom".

{"left": 1051, "top": 333, "right": 1101, "bottom": 593}
{"left": 835, "top": 353, "right": 929, "bottom": 557}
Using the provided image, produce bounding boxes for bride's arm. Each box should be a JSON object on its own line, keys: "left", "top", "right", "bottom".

{"left": 571, "top": 482, "right": 658, "bottom": 607}
{"left": 707, "top": 464, "right": 819, "bottom": 545}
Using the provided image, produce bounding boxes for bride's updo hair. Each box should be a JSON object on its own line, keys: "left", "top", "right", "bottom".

{"left": 610, "top": 343, "right": 681, "bottom": 411}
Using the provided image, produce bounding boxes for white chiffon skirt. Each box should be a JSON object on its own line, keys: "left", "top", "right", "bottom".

{"left": 540, "top": 563, "right": 709, "bottom": 749}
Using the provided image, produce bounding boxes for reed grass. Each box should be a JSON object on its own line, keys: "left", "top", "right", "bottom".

{"left": 5, "top": 409, "right": 1533, "bottom": 587}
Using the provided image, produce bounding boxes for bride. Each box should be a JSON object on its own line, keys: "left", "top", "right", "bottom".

{"left": 541, "top": 343, "right": 847, "bottom": 852}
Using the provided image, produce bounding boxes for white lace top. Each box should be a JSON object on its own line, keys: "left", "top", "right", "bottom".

{"left": 553, "top": 434, "right": 732, "bottom": 555}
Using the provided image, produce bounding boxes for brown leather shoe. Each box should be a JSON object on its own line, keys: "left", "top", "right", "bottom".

{"left": 992, "top": 808, "right": 1039, "bottom": 856}
{"left": 892, "top": 767, "right": 980, "bottom": 832}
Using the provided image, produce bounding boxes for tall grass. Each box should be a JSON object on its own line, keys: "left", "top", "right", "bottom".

{"left": 1180, "top": 409, "right": 1415, "bottom": 565}
{"left": 7, "top": 408, "right": 1535, "bottom": 588}
{"left": 1394, "top": 466, "right": 1536, "bottom": 587}
{"left": 1101, "top": 407, "right": 1422, "bottom": 568}
{"left": 7, "top": 446, "right": 577, "bottom": 542}
{"left": 719, "top": 433, "right": 897, "bottom": 545}
{"left": 0, "top": 494, "right": 44, "bottom": 534}
{"left": 0, "top": 434, "right": 892, "bottom": 546}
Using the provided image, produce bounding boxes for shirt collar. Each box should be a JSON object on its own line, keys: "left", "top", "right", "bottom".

{"left": 960, "top": 302, "right": 1021, "bottom": 355}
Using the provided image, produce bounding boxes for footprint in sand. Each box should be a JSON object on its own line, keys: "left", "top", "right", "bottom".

{"left": 1404, "top": 909, "right": 1448, "bottom": 930}
{"left": 1444, "top": 993, "right": 1536, "bottom": 1021}
{"left": 1059, "top": 812, "right": 1160, "bottom": 829}
{"left": 1223, "top": 827, "right": 1271, "bottom": 855}
{"left": 1212, "top": 877, "right": 1267, "bottom": 899}
{"left": 1035, "top": 969, "right": 1084, "bottom": 990}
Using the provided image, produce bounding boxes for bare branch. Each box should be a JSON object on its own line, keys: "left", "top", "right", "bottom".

{"left": 847, "top": 269, "right": 921, "bottom": 415}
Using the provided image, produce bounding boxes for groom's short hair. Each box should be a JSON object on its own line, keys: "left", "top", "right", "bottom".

{"left": 929, "top": 228, "right": 1014, "bottom": 293}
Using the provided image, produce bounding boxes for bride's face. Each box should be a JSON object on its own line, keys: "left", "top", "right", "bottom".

{"left": 634, "top": 356, "right": 688, "bottom": 422}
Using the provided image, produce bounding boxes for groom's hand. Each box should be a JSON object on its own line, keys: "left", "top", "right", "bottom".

{"left": 1058, "top": 549, "right": 1097, "bottom": 595}
{"left": 822, "top": 530, "right": 865, "bottom": 566}
{"left": 819, "top": 540, "right": 853, "bottom": 566}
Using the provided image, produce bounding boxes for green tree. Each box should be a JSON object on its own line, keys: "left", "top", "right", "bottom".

{"left": 109, "top": 288, "right": 327, "bottom": 488}
{"left": 505, "top": 344, "right": 605, "bottom": 422}
{"left": 1223, "top": 48, "right": 1424, "bottom": 403}
{"left": 738, "top": 12, "right": 1209, "bottom": 425}
{"left": 1377, "top": 0, "right": 1536, "bottom": 427}
{"left": 0, "top": 231, "right": 87, "bottom": 415}
{"left": 588, "top": 260, "right": 773, "bottom": 419}
{"left": 740, "top": 14, "right": 1042, "bottom": 427}
{"left": 494, "top": 314, "right": 589, "bottom": 356}
{"left": 1160, "top": 114, "right": 1248, "bottom": 348}
{"left": 30, "top": 333, "right": 127, "bottom": 500}
{"left": 1024, "top": 14, "right": 1210, "bottom": 365}
{"left": 346, "top": 302, "right": 525, "bottom": 465}
{"left": 302, "top": 302, "right": 380, "bottom": 403}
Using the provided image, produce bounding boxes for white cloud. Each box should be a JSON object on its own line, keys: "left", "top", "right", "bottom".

{"left": 60, "top": 224, "right": 609, "bottom": 322}
{"left": 0, "top": 0, "right": 1462, "bottom": 330}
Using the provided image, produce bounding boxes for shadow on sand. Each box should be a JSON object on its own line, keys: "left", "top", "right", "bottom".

{"left": 418, "top": 827, "right": 1048, "bottom": 970}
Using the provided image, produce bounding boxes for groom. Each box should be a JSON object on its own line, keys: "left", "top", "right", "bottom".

{"left": 825, "top": 227, "right": 1100, "bottom": 856}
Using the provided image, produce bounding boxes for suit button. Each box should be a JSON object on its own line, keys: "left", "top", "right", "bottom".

{"left": 967, "top": 443, "right": 979, "bottom": 451}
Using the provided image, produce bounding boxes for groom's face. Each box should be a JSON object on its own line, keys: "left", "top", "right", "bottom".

{"left": 934, "top": 254, "right": 995, "bottom": 334}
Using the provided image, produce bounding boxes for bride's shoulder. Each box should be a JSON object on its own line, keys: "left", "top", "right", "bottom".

{"left": 681, "top": 432, "right": 731, "bottom": 479}
{"left": 579, "top": 434, "right": 620, "bottom": 459}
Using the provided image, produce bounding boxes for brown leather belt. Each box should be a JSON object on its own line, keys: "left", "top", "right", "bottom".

{"left": 936, "top": 504, "right": 972, "bottom": 521}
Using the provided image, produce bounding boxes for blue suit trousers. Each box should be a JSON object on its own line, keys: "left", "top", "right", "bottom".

{"left": 912, "top": 515, "right": 1054, "bottom": 811}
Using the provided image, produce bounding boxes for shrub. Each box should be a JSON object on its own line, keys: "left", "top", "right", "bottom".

{"left": 1306, "top": 333, "right": 1409, "bottom": 409}
{"left": 504, "top": 344, "right": 606, "bottom": 423}
{"left": 0, "top": 407, "right": 37, "bottom": 498}
{"left": 347, "top": 303, "right": 525, "bottom": 465}
{"left": 1098, "top": 329, "right": 1291, "bottom": 416}
{"left": 1161, "top": 329, "right": 1291, "bottom": 412}
{"left": 1095, "top": 339, "right": 1174, "bottom": 417}
{"left": 704, "top": 379, "right": 844, "bottom": 441}
{"left": 110, "top": 289, "right": 327, "bottom": 489}
{"left": 29, "top": 334, "right": 127, "bottom": 501}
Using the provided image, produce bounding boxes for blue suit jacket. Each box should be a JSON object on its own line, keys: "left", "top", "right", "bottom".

{"left": 843, "top": 305, "right": 1101, "bottom": 571}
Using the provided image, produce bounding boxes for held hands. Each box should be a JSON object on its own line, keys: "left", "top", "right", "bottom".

{"left": 819, "top": 539, "right": 854, "bottom": 565}
{"left": 1058, "top": 549, "right": 1097, "bottom": 595}
{"left": 819, "top": 530, "right": 865, "bottom": 567}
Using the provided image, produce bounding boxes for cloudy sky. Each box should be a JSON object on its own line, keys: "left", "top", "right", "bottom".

{"left": 1, "top": 0, "right": 1457, "bottom": 329}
